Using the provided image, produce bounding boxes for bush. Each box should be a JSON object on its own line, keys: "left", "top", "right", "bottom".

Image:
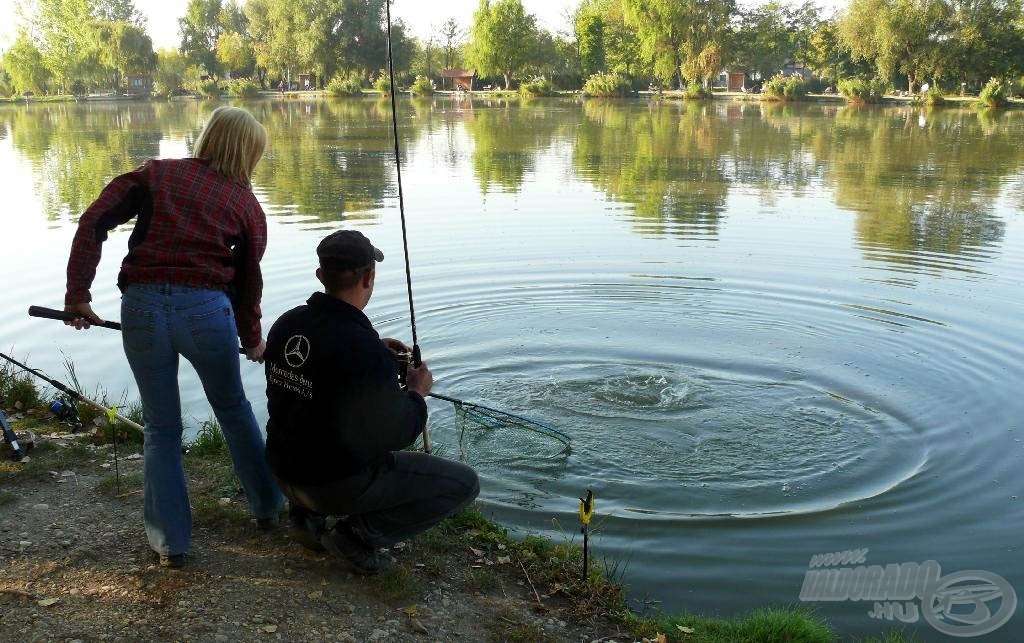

{"left": 683, "top": 81, "right": 709, "bottom": 99}
{"left": 838, "top": 78, "right": 887, "bottom": 104}
{"left": 198, "top": 79, "right": 221, "bottom": 98}
{"left": 922, "top": 86, "right": 946, "bottom": 106}
{"left": 583, "top": 72, "right": 632, "bottom": 97}
{"left": 227, "top": 79, "right": 260, "bottom": 98}
{"left": 70, "top": 79, "right": 88, "bottom": 97}
{"left": 762, "top": 74, "right": 807, "bottom": 101}
{"left": 979, "top": 77, "right": 1008, "bottom": 108}
{"left": 373, "top": 72, "right": 392, "bottom": 94}
{"left": 519, "top": 77, "right": 555, "bottom": 97}
{"left": 327, "top": 74, "right": 364, "bottom": 97}
{"left": 410, "top": 75, "right": 434, "bottom": 96}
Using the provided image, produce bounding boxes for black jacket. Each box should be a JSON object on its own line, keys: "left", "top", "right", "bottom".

{"left": 264, "top": 292, "right": 427, "bottom": 485}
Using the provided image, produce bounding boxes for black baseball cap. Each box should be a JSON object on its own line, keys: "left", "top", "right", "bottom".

{"left": 316, "top": 230, "right": 384, "bottom": 271}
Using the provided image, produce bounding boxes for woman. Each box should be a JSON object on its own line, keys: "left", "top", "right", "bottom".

{"left": 64, "top": 106, "right": 284, "bottom": 568}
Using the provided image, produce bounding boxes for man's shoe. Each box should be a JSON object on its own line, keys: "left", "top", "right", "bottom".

{"left": 320, "top": 523, "right": 390, "bottom": 575}
{"left": 289, "top": 509, "right": 327, "bottom": 552}
{"left": 158, "top": 553, "right": 185, "bottom": 569}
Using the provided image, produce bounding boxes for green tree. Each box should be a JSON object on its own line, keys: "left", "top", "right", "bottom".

{"left": 939, "top": 0, "right": 1024, "bottom": 89}
{"left": 3, "top": 32, "right": 52, "bottom": 94}
{"left": 838, "top": 0, "right": 949, "bottom": 93}
{"left": 33, "top": 0, "right": 94, "bottom": 93}
{"left": 470, "top": 0, "right": 540, "bottom": 89}
{"left": 598, "top": 0, "right": 643, "bottom": 79}
{"left": 216, "top": 30, "right": 255, "bottom": 79}
{"left": 575, "top": 7, "right": 606, "bottom": 77}
{"left": 440, "top": 18, "right": 464, "bottom": 71}
{"left": 622, "top": 0, "right": 735, "bottom": 89}
{"left": 804, "top": 19, "right": 868, "bottom": 84}
{"left": 91, "top": 21, "right": 156, "bottom": 92}
{"left": 92, "top": 0, "right": 145, "bottom": 24}
{"left": 179, "top": 0, "right": 224, "bottom": 77}
{"left": 154, "top": 48, "right": 188, "bottom": 96}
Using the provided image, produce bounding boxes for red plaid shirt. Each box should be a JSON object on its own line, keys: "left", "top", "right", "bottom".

{"left": 65, "top": 158, "right": 267, "bottom": 348}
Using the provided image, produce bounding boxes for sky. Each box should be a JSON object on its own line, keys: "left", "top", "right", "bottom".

{"left": 0, "top": 0, "right": 581, "bottom": 51}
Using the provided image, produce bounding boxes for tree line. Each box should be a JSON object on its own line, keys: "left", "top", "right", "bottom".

{"left": 2, "top": 0, "right": 1022, "bottom": 98}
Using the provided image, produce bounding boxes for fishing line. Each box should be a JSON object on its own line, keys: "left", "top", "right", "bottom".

{"left": 383, "top": 1, "right": 420, "bottom": 368}
{"left": 379, "top": 9, "right": 569, "bottom": 463}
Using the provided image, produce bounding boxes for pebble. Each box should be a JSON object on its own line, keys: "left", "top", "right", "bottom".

{"left": 32, "top": 504, "right": 49, "bottom": 511}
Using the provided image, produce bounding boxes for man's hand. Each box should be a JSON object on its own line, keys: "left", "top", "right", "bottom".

{"left": 64, "top": 303, "right": 103, "bottom": 330}
{"left": 406, "top": 361, "right": 433, "bottom": 397}
{"left": 245, "top": 338, "right": 266, "bottom": 363}
{"left": 382, "top": 338, "right": 411, "bottom": 354}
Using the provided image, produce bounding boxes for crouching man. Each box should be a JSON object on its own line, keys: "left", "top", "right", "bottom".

{"left": 264, "top": 230, "right": 479, "bottom": 574}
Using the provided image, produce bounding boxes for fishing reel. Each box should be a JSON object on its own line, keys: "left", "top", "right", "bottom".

{"left": 49, "top": 397, "right": 84, "bottom": 432}
{"left": 394, "top": 351, "right": 412, "bottom": 389}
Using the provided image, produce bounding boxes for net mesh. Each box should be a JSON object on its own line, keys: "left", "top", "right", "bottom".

{"left": 452, "top": 400, "right": 571, "bottom": 466}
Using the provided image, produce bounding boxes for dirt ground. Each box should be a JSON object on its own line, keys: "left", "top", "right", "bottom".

{"left": 0, "top": 431, "right": 631, "bottom": 643}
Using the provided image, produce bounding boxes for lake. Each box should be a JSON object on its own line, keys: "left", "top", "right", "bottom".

{"left": 1, "top": 97, "right": 1022, "bottom": 639}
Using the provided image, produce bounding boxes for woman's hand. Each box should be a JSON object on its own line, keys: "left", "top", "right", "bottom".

{"left": 64, "top": 303, "right": 103, "bottom": 330}
{"left": 245, "top": 339, "right": 267, "bottom": 363}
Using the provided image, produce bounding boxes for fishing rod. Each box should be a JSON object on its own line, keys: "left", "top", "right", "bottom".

{"left": 384, "top": 1, "right": 430, "bottom": 454}
{"left": 1, "top": 409, "right": 26, "bottom": 461}
{"left": 0, "top": 349, "right": 143, "bottom": 434}
{"left": 29, "top": 307, "right": 246, "bottom": 355}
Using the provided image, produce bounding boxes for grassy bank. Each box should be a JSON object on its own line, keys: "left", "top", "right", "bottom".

{"left": 2, "top": 358, "right": 914, "bottom": 641}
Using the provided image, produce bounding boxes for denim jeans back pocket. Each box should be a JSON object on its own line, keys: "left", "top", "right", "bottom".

{"left": 187, "top": 306, "right": 235, "bottom": 353}
{"left": 122, "top": 306, "right": 157, "bottom": 353}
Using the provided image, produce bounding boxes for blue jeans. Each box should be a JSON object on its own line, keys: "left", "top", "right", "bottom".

{"left": 121, "top": 284, "right": 284, "bottom": 556}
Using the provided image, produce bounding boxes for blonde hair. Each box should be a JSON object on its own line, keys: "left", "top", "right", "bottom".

{"left": 194, "top": 106, "right": 267, "bottom": 187}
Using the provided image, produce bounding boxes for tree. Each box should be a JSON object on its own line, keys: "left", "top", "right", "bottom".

{"left": 838, "top": 0, "right": 949, "bottom": 93}
{"left": 575, "top": 7, "right": 606, "bottom": 77}
{"left": 92, "top": 20, "right": 155, "bottom": 92}
{"left": 216, "top": 30, "right": 255, "bottom": 79}
{"left": 440, "top": 18, "right": 464, "bottom": 70}
{"left": 3, "top": 31, "right": 52, "bottom": 94}
{"left": 32, "top": 0, "right": 94, "bottom": 93}
{"left": 470, "top": 0, "right": 540, "bottom": 89}
{"left": 179, "top": 0, "right": 224, "bottom": 77}
{"left": 622, "top": 0, "right": 735, "bottom": 89}
{"left": 939, "top": 0, "right": 1024, "bottom": 88}
{"left": 729, "top": 1, "right": 820, "bottom": 82}
{"left": 154, "top": 48, "right": 188, "bottom": 95}
{"left": 92, "top": 0, "right": 145, "bottom": 24}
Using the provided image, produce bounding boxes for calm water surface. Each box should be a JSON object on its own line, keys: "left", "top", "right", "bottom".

{"left": 1, "top": 98, "right": 1022, "bottom": 639}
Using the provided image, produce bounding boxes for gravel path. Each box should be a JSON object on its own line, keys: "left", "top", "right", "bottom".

{"left": 0, "top": 434, "right": 629, "bottom": 643}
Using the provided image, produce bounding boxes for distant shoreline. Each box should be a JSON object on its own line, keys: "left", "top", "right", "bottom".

{"left": 2, "top": 89, "right": 1020, "bottom": 109}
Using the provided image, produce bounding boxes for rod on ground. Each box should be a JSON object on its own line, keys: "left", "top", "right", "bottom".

{"left": 1, "top": 410, "right": 25, "bottom": 461}
{"left": 29, "top": 305, "right": 245, "bottom": 354}
{"left": 0, "top": 350, "right": 144, "bottom": 434}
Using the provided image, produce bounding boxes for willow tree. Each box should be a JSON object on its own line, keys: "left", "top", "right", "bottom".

{"left": 470, "top": 0, "right": 539, "bottom": 89}
{"left": 622, "top": 0, "right": 735, "bottom": 89}
{"left": 2, "top": 32, "right": 52, "bottom": 94}
{"left": 838, "top": 0, "right": 949, "bottom": 93}
{"left": 92, "top": 21, "right": 156, "bottom": 92}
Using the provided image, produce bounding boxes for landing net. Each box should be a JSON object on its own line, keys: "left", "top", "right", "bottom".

{"left": 451, "top": 399, "right": 571, "bottom": 466}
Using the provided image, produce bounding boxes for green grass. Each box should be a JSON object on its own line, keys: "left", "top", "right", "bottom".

{"left": 187, "top": 417, "right": 228, "bottom": 457}
{"left": 1, "top": 439, "right": 98, "bottom": 482}
{"left": 627, "top": 605, "right": 833, "bottom": 642}
{"left": 366, "top": 564, "right": 417, "bottom": 602}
